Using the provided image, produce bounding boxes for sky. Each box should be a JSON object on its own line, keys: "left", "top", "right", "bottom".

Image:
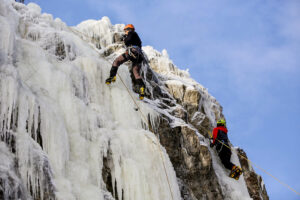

{"left": 25, "top": 0, "right": 300, "bottom": 199}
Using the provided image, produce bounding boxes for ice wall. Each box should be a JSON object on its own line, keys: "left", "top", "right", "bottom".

{"left": 0, "top": 0, "right": 266, "bottom": 200}
{"left": 0, "top": 1, "right": 181, "bottom": 199}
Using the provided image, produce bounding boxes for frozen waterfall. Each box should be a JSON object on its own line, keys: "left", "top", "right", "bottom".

{"left": 0, "top": 0, "right": 267, "bottom": 200}
{"left": 0, "top": 1, "right": 181, "bottom": 199}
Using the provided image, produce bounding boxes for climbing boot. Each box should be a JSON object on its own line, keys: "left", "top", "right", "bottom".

{"left": 105, "top": 76, "right": 116, "bottom": 85}
{"left": 229, "top": 165, "right": 243, "bottom": 180}
{"left": 139, "top": 86, "right": 145, "bottom": 100}
{"left": 106, "top": 67, "right": 118, "bottom": 85}
{"left": 136, "top": 79, "right": 145, "bottom": 100}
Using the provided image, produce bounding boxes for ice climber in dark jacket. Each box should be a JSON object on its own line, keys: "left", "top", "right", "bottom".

{"left": 105, "top": 24, "right": 145, "bottom": 100}
{"left": 210, "top": 119, "right": 243, "bottom": 179}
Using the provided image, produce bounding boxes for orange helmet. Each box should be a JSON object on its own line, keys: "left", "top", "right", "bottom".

{"left": 124, "top": 24, "right": 135, "bottom": 31}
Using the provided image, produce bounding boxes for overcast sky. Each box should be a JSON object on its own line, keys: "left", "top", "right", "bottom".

{"left": 26, "top": 0, "right": 300, "bottom": 199}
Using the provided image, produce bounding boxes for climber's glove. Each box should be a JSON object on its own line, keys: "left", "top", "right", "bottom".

{"left": 210, "top": 143, "right": 215, "bottom": 148}
{"left": 120, "top": 34, "right": 126, "bottom": 41}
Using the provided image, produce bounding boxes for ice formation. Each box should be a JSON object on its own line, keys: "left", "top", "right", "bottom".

{"left": 0, "top": 0, "right": 266, "bottom": 200}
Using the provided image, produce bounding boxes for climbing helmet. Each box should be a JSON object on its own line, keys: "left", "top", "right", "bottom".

{"left": 124, "top": 24, "right": 135, "bottom": 31}
{"left": 217, "top": 119, "right": 226, "bottom": 126}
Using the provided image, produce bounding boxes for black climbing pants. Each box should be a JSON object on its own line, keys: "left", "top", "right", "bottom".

{"left": 216, "top": 142, "right": 234, "bottom": 170}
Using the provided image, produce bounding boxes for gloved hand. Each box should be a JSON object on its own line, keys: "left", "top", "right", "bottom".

{"left": 120, "top": 34, "right": 126, "bottom": 41}
{"left": 210, "top": 143, "right": 214, "bottom": 148}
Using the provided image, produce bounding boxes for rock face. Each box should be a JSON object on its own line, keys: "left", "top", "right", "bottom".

{"left": 157, "top": 120, "right": 223, "bottom": 200}
{"left": 237, "top": 149, "right": 269, "bottom": 200}
{"left": 0, "top": 1, "right": 269, "bottom": 200}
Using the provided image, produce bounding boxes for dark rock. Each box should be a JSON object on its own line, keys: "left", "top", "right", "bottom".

{"left": 113, "top": 32, "right": 124, "bottom": 44}
{"left": 102, "top": 44, "right": 123, "bottom": 57}
{"left": 156, "top": 117, "right": 223, "bottom": 200}
{"left": 190, "top": 112, "right": 212, "bottom": 138}
{"left": 237, "top": 148, "right": 269, "bottom": 200}
{"left": 171, "top": 106, "right": 188, "bottom": 122}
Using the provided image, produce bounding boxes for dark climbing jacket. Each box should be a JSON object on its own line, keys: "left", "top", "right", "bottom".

{"left": 123, "top": 31, "right": 143, "bottom": 63}
{"left": 124, "top": 31, "right": 142, "bottom": 48}
{"left": 212, "top": 125, "right": 229, "bottom": 145}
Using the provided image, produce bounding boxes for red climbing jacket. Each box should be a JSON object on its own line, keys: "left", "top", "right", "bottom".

{"left": 212, "top": 126, "right": 228, "bottom": 145}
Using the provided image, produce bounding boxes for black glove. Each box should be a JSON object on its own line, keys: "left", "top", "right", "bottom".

{"left": 210, "top": 143, "right": 214, "bottom": 148}
{"left": 120, "top": 34, "right": 126, "bottom": 41}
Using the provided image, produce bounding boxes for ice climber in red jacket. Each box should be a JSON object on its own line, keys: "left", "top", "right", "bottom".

{"left": 210, "top": 119, "right": 243, "bottom": 179}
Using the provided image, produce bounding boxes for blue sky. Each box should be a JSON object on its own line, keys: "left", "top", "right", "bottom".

{"left": 26, "top": 0, "right": 300, "bottom": 199}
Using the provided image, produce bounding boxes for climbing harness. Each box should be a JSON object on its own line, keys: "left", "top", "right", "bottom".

{"left": 126, "top": 45, "right": 143, "bottom": 61}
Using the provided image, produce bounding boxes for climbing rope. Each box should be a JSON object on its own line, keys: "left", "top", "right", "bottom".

{"left": 117, "top": 74, "right": 150, "bottom": 130}
{"left": 117, "top": 74, "right": 175, "bottom": 200}
{"left": 208, "top": 131, "right": 300, "bottom": 196}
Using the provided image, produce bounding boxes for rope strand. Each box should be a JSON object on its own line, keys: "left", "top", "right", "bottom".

{"left": 117, "top": 74, "right": 175, "bottom": 200}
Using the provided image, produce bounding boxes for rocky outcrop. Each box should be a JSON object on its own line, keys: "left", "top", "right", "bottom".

{"left": 141, "top": 51, "right": 269, "bottom": 199}
{"left": 136, "top": 67, "right": 224, "bottom": 199}
{"left": 164, "top": 81, "right": 213, "bottom": 137}
{"left": 156, "top": 119, "right": 223, "bottom": 200}
{"left": 237, "top": 149, "right": 269, "bottom": 200}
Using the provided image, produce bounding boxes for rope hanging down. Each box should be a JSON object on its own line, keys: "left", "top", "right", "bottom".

{"left": 117, "top": 74, "right": 175, "bottom": 200}
{"left": 208, "top": 131, "right": 300, "bottom": 196}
